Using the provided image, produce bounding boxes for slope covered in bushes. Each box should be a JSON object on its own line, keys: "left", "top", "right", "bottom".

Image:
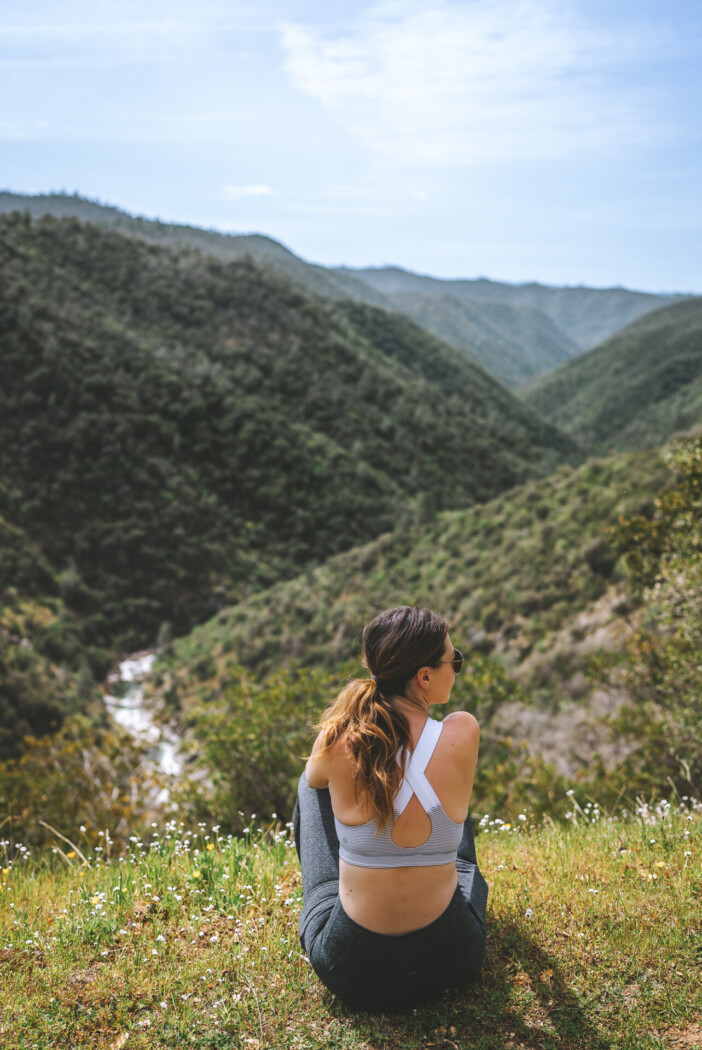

{"left": 520, "top": 297, "right": 702, "bottom": 452}
{"left": 0, "top": 515, "right": 108, "bottom": 758}
{"left": 142, "top": 442, "right": 679, "bottom": 828}
{"left": 3, "top": 193, "right": 678, "bottom": 385}
{"left": 155, "top": 445, "right": 667, "bottom": 685}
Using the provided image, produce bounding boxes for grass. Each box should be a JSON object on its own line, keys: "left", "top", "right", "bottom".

{"left": 1, "top": 798, "right": 700, "bottom": 1049}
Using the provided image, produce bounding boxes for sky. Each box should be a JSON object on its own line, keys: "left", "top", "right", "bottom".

{"left": 2, "top": 0, "right": 701, "bottom": 292}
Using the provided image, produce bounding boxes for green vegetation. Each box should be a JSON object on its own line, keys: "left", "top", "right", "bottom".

{"left": 344, "top": 265, "right": 674, "bottom": 351}
{"left": 2, "top": 194, "right": 676, "bottom": 385}
{"left": 0, "top": 211, "right": 570, "bottom": 672}
{"left": 520, "top": 298, "right": 702, "bottom": 453}
{"left": 153, "top": 445, "right": 668, "bottom": 685}
{"left": 140, "top": 442, "right": 685, "bottom": 828}
{"left": 0, "top": 191, "right": 395, "bottom": 308}
{"left": 377, "top": 291, "right": 579, "bottom": 388}
{"left": 0, "top": 717, "right": 158, "bottom": 849}
{"left": 1, "top": 802, "right": 699, "bottom": 1048}
{"left": 599, "top": 437, "right": 702, "bottom": 798}
{"left": 0, "top": 514, "right": 109, "bottom": 759}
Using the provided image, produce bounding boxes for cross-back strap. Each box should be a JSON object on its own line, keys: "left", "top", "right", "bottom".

{"left": 394, "top": 718, "right": 443, "bottom": 815}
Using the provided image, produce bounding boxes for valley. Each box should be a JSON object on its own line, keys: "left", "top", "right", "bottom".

{"left": 0, "top": 201, "right": 699, "bottom": 841}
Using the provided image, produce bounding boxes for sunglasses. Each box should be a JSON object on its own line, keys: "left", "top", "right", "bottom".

{"left": 437, "top": 647, "right": 465, "bottom": 674}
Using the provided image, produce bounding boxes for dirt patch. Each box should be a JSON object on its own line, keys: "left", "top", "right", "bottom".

{"left": 664, "top": 1023, "right": 702, "bottom": 1048}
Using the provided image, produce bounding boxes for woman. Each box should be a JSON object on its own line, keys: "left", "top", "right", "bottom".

{"left": 294, "top": 605, "right": 487, "bottom": 1011}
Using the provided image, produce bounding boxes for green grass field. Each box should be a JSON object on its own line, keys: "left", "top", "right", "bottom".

{"left": 1, "top": 796, "right": 700, "bottom": 1049}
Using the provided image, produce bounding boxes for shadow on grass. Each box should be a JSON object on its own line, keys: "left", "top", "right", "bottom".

{"left": 324, "top": 914, "right": 614, "bottom": 1050}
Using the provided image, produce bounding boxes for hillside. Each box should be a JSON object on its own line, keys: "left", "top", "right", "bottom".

{"left": 0, "top": 211, "right": 572, "bottom": 661}
{"left": 344, "top": 265, "right": 676, "bottom": 350}
{"left": 0, "top": 515, "right": 103, "bottom": 758}
{"left": 154, "top": 446, "right": 666, "bottom": 683}
{"left": 0, "top": 191, "right": 390, "bottom": 309}
{"left": 375, "top": 291, "right": 579, "bottom": 387}
{"left": 519, "top": 297, "right": 702, "bottom": 452}
{"left": 144, "top": 443, "right": 675, "bottom": 797}
{"left": 0, "top": 194, "right": 580, "bottom": 386}
{"left": 1, "top": 192, "right": 677, "bottom": 387}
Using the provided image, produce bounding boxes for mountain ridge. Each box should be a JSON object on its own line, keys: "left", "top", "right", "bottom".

{"left": 343, "top": 264, "right": 680, "bottom": 350}
{"left": 1, "top": 191, "right": 682, "bottom": 386}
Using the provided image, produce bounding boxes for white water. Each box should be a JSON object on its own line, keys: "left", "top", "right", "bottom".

{"left": 104, "top": 652, "right": 182, "bottom": 784}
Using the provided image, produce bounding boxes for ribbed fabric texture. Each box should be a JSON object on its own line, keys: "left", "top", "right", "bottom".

{"left": 334, "top": 717, "right": 464, "bottom": 868}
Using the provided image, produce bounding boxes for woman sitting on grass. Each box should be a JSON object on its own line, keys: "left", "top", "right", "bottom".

{"left": 295, "top": 605, "right": 487, "bottom": 1012}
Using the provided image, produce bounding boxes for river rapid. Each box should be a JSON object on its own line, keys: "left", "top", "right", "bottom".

{"left": 103, "top": 651, "right": 182, "bottom": 801}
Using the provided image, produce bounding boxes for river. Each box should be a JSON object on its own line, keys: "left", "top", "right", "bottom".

{"left": 103, "top": 651, "right": 182, "bottom": 799}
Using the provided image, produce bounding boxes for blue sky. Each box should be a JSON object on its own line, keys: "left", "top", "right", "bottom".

{"left": 2, "top": 0, "right": 701, "bottom": 291}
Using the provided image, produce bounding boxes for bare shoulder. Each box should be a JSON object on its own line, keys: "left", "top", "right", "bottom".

{"left": 439, "top": 711, "right": 480, "bottom": 792}
{"left": 305, "top": 730, "right": 330, "bottom": 788}
{"left": 305, "top": 730, "right": 349, "bottom": 788}
{"left": 442, "top": 709, "right": 480, "bottom": 740}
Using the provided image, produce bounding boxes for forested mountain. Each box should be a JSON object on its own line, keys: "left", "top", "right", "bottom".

{"left": 343, "top": 266, "right": 676, "bottom": 350}
{"left": 520, "top": 297, "right": 702, "bottom": 452}
{"left": 0, "top": 211, "right": 573, "bottom": 665}
{"left": 0, "top": 191, "right": 389, "bottom": 307}
{"left": 1, "top": 192, "right": 679, "bottom": 387}
{"left": 147, "top": 439, "right": 688, "bottom": 797}
{"left": 0, "top": 513, "right": 98, "bottom": 758}
{"left": 377, "top": 291, "right": 579, "bottom": 387}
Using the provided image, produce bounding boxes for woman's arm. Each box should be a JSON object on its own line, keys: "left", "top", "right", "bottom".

{"left": 305, "top": 731, "right": 331, "bottom": 789}
{"left": 443, "top": 710, "right": 480, "bottom": 804}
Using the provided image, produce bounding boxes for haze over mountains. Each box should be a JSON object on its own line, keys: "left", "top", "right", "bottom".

{"left": 0, "top": 192, "right": 681, "bottom": 387}
{"left": 340, "top": 265, "right": 674, "bottom": 353}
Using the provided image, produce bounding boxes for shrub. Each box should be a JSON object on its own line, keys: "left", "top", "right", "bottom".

{"left": 0, "top": 717, "right": 162, "bottom": 849}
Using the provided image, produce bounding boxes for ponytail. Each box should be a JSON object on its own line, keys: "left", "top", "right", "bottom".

{"left": 316, "top": 677, "right": 414, "bottom": 830}
{"left": 315, "top": 605, "right": 448, "bottom": 829}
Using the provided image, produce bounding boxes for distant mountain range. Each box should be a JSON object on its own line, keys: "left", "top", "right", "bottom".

{"left": 520, "top": 296, "right": 702, "bottom": 452}
{"left": 345, "top": 265, "right": 677, "bottom": 352}
{"left": 0, "top": 192, "right": 682, "bottom": 388}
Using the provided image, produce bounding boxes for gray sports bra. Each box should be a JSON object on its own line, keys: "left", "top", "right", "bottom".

{"left": 334, "top": 717, "right": 464, "bottom": 868}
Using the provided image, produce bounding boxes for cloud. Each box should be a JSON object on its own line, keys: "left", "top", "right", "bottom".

{"left": 280, "top": 0, "right": 673, "bottom": 167}
{"left": 0, "top": 0, "right": 269, "bottom": 69}
{"left": 223, "top": 185, "right": 275, "bottom": 200}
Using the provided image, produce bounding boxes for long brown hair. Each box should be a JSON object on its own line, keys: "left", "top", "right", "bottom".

{"left": 316, "top": 606, "right": 448, "bottom": 829}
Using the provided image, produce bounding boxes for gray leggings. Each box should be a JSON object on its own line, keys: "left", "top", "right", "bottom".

{"left": 294, "top": 773, "right": 488, "bottom": 1012}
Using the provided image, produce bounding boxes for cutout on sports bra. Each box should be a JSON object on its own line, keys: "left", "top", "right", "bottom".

{"left": 390, "top": 794, "right": 433, "bottom": 848}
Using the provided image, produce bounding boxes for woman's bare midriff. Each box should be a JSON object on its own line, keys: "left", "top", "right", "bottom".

{"left": 339, "top": 859, "right": 458, "bottom": 934}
